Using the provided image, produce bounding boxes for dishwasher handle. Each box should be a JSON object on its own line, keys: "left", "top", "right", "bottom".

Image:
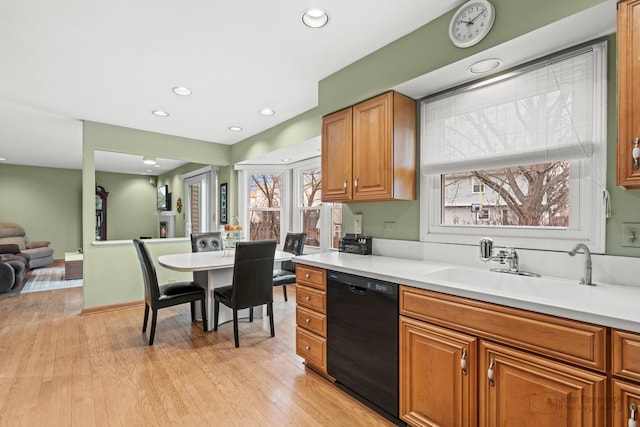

{"left": 349, "top": 285, "right": 367, "bottom": 295}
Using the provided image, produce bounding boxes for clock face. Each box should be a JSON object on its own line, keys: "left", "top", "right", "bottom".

{"left": 449, "top": 0, "right": 495, "bottom": 48}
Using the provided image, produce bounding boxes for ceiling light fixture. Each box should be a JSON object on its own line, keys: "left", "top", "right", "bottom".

{"left": 281, "top": 158, "right": 291, "bottom": 162}
{"left": 0, "top": 157, "right": 6, "bottom": 161}
{"left": 468, "top": 58, "right": 503, "bottom": 74}
{"left": 143, "top": 156, "right": 157, "bottom": 165}
{"left": 228, "top": 126, "right": 243, "bottom": 132}
{"left": 172, "top": 86, "right": 192, "bottom": 96}
{"left": 152, "top": 110, "right": 170, "bottom": 117}
{"left": 260, "top": 108, "right": 275, "bottom": 116}
{"left": 302, "top": 9, "right": 329, "bottom": 28}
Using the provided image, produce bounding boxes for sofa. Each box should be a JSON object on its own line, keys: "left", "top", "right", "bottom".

{"left": 0, "top": 254, "right": 27, "bottom": 292}
{"left": 0, "top": 222, "right": 54, "bottom": 269}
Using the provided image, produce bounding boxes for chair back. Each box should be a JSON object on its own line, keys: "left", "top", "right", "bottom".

{"left": 231, "top": 240, "right": 277, "bottom": 309}
{"left": 133, "top": 239, "right": 160, "bottom": 305}
{"left": 280, "top": 232, "right": 306, "bottom": 272}
{"left": 191, "top": 232, "right": 223, "bottom": 252}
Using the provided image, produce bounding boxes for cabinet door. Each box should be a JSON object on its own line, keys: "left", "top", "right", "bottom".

{"left": 321, "top": 108, "right": 353, "bottom": 201}
{"left": 617, "top": 0, "right": 640, "bottom": 188}
{"left": 352, "top": 92, "right": 393, "bottom": 201}
{"left": 612, "top": 379, "right": 640, "bottom": 427}
{"left": 479, "top": 341, "right": 606, "bottom": 427}
{"left": 400, "top": 316, "right": 477, "bottom": 427}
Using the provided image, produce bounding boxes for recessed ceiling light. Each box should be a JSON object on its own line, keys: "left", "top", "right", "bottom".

{"left": 143, "top": 156, "right": 157, "bottom": 165}
{"left": 154, "top": 164, "right": 160, "bottom": 168}
{"left": 228, "top": 126, "right": 243, "bottom": 132}
{"left": 468, "top": 58, "right": 503, "bottom": 74}
{"left": 0, "top": 157, "right": 6, "bottom": 161}
{"left": 145, "top": 169, "right": 153, "bottom": 173}
{"left": 302, "top": 9, "right": 329, "bottom": 28}
{"left": 260, "top": 108, "right": 275, "bottom": 116}
{"left": 281, "top": 158, "right": 291, "bottom": 162}
{"left": 152, "top": 110, "right": 170, "bottom": 117}
{"left": 172, "top": 86, "right": 192, "bottom": 96}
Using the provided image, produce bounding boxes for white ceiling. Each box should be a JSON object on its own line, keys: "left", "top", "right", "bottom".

{"left": 0, "top": 0, "right": 467, "bottom": 172}
{"left": 0, "top": 0, "right": 617, "bottom": 174}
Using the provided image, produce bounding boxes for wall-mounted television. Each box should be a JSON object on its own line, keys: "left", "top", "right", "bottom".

{"left": 157, "top": 184, "right": 170, "bottom": 211}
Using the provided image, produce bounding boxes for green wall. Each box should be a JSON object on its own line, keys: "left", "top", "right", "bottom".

{"left": 0, "top": 163, "right": 82, "bottom": 258}
{"left": 82, "top": 121, "right": 231, "bottom": 309}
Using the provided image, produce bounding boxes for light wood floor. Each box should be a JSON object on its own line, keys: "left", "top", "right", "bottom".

{"left": 0, "top": 283, "right": 395, "bottom": 426}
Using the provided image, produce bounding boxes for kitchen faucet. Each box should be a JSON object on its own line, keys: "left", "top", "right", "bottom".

{"left": 568, "top": 243, "right": 594, "bottom": 286}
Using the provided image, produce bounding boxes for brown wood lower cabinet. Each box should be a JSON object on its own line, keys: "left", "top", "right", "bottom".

{"left": 479, "top": 340, "right": 605, "bottom": 427}
{"left": 399, "top": 286, "right": 608, "bottom": 427}
{"left": 294, "top": 265, "right": 327, "bottom": 374}
{"left": 612, "top": 329, "right": 640, "bottom": 426}
{"left": 400, "top": 316, "right": 477, "bottom": 427}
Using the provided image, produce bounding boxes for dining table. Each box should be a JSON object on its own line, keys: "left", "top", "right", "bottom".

{"left": 158, "top": 249, "right": 293, "bottom": 331}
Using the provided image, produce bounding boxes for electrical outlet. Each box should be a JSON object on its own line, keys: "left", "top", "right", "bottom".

{"left": 354, "top": 214, "right": 363, "bottom": 234}
{"left": 622, "top": 222, "right": 640, "bottom": 248}
{"left": 383, "top": 221, "right": 395, "bottom": 231}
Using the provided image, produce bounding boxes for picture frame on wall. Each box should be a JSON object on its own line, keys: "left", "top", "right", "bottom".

{"left": 220, "top": 183, "right": 228, "bottom": 224}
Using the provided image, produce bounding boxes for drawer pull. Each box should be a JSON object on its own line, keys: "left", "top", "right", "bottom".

{"left": 630, "top": 403, "right": 638, "bottom": 427}
{"left": 305, "top": 345, "right": 311, "bottom": 351}
{"left": 305, "top": 318, "right": 311, "bottom": 323}
{"left": 305, "top": 296, "right": 311, "bottom": 301}
{"left": 488, "top": 357, "right": 495, "bottom": 386}
{"left": 305, "top": 273, "right": 311, "bottom": 279}
{"left": 460, "top": 349, "right": 467, "bottom": 375}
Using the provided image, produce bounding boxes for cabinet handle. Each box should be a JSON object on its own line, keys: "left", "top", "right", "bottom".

{"left": 633, "top": 138, "right": 640, "bottom": 170}
{"left": 355, "top": 176, "right": 359, "bottom": 192}
{"left": 630, "top": 403, "right": 638, "bottom": 427}
{"left": 305, "top": 273, "right": 310, "bottom": 279}
{"left": 460, "top": 348, "right": 467, "bottom": 375}
{"left": 305, "top": 296, "right": 310, "bottom": 301}
{"left": 305, "top": 318, "right": 311, "bottom": 323}
{"left": 305, "top": 345, "right": 311, "bottom": 351}
{"left": 488, "top": 357, "right": 495, "bottom": 386}
{"left": 343, "top": 178, "right": 348, "bottom": 193}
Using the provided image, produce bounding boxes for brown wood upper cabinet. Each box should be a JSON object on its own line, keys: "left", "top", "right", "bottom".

{"left": 617, "top": 0, "right": 640, "bottom": 188}
{"left": 321, "top": 91, "right": 416, "bottom": 202}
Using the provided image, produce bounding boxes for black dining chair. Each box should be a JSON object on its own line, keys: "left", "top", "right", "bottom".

{"left": 272, "top": 232, "right": 306, "bottom": 301}
{"left": 213, "top": 240, "right": 277, "bottom": 348}
{"left": 133, "top": 239, "right": 208, "bottom": 346}
{"left": 190, "top": 232, "right": 223, "bottom": 288}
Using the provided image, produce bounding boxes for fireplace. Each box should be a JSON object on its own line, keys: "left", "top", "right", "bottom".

{"left": 157, "top": 211, "right": 176, "bottom": 238}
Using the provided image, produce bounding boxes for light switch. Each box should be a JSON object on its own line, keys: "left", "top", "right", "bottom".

{"left": 622, "top": 222, "right": 640, "bottom": 248}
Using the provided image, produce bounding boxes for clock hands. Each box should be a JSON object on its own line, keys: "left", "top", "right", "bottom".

{"left": 459, "top": 9, "right": 485, "bottom": 26}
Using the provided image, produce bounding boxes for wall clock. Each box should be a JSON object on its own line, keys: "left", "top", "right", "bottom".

{"left": 449, "top": 0, "right": 495, "bottom": 48}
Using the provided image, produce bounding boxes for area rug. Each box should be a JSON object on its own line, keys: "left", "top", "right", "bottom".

{"left": 21, "top": 266, "right": 82, "bottom": 293}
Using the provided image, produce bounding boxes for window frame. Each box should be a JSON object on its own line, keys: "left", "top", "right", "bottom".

{"left": 419, "top": 40, "right": 607, "bottom": 253}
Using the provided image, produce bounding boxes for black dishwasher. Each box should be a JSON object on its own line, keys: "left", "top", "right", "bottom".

{"left": 326, "top": 270, "right": 399, "bottom": 422}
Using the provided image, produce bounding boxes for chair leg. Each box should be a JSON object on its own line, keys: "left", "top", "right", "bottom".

{"left": 149, "top": 309, "right": 158, "bottom": 345}
{"left": 201, "top": 297, "right": 208, "bottom": 332}
{"left": 213, "top": 299, "right": 219, "bottom": 331}
{"left": 190, "top": 301, "right": 196, "bottom": 322}
{"left": 268, "top": 302, "right": 275, "bottom": 337}
{"left": 142, "top": 303, "right": 150, "bottom": 332}
{"left": 282, "top": 285, "right": 287, "bottom": 301}
{"left": 233, "top": 309, "right": 240, "bottom": 348}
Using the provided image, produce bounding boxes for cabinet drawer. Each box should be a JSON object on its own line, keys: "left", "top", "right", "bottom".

{"left": 296, "top": 284, "right": 326, "bottom": 313}
{"left": 613, "top": 329, "right": 640, "bottom": 382}
{"left": 296, "top": 306, "right": 327, "bottom": 337}
{"left": 400, "top": 286, "right": 606, "bottom": 372}
{"left": 296, "top": 265, "right": 326, "bottom": 290}
{"left": 296, "top": 326, "right": 327, "bottom": 371}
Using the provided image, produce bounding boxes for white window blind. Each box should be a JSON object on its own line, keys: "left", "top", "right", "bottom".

{"left": 422, "top": 44, "right": 603, "bottom": 175}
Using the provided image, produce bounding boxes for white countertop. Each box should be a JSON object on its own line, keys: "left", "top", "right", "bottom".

{"left": 293, "top": 252, "right": 640, "bottom": 333}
